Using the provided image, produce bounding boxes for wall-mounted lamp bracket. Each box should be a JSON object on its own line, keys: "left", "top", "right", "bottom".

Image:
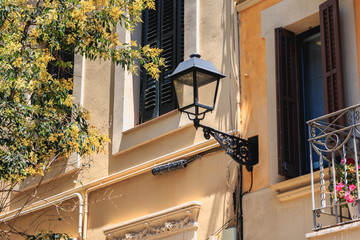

{"left": 196, "top": 123, "right": 258, "bottom": 171}
{"left": 167, "top": 53, "right": 258, "bottom": 171}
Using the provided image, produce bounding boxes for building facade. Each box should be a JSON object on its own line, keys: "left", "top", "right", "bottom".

{"left": 0, "top": 0, "right": 243, "bottom": 239}
{"left": 237, "top": 0, "right": 360, "bottom": 239}
{"left": 3, "top": 0, "right": 360, "bottom": 239}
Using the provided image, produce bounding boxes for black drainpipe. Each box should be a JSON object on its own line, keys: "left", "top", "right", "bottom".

{"left": 235, "top": 165, "right": 253, "bottom": 240}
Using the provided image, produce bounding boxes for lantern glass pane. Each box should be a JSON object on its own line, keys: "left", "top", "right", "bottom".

{"left": 196, "top": 72, "right": 218, "bottom": 109}
{"left": 173, "top": 72, "right": 194, "bottom": 109}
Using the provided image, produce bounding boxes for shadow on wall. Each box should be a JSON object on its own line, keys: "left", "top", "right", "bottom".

{"left": 217, "top": 0, "right": 240, "bottom": 135}
{"left": 5, "top": 198, "right": 80, "bottom": 239}
{"left": 12, "top": 157, "right": 80, "bottom": 209}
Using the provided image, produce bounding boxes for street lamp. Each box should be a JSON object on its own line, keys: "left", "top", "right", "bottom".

{"left": 167, "top": 53, "right": 258, "bottom": 170}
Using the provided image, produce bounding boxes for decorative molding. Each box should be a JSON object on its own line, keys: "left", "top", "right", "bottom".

{"left": 114, "top": 212, "right": 191, "bottom": 240}
{"left": 103, "top": 201, "right": 201, "bottom": 240}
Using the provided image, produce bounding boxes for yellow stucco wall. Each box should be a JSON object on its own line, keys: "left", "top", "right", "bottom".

{"left": 238, "top": 0, "right": 281, "bottom": 192}
{"left": 239, "top": 0, "right": 360, "bottom": 239}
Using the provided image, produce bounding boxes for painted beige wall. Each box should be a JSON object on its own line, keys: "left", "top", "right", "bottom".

{"left": 86, "top": 0, "right": 241, "bottom": 238}
{"left": 243, "top": 188, "right": 313, "bottom": 240}
{"left": 87, "top": 152, "right": 237, "bottom": 240}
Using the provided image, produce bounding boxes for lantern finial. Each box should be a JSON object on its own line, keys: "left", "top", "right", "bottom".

{"left": 190, "top": 53, "right": 201, "bottom": 58}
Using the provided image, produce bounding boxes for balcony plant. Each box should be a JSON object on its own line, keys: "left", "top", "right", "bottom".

{"left": 333, "top": 158, "right": 359, "bottom": 203}
{"left": 329, "top": 158, "right": 360, "bottom": 219}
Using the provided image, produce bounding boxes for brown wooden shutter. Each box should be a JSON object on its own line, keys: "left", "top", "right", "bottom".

{"left": 140, "top": 0, "right": 184, "bottom": 123}
{"left": 275, "top": 27, "right": 300, "bottom": 178}
{"left": 319, "top": 0, "right": 345, "bottom": 115}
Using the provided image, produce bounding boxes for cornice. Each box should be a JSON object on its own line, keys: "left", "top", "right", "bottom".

{"left": 236, "top": 0, "right": 263, "bottom": 12}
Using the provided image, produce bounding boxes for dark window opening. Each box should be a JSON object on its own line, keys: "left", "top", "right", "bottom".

{"left": 47, "top": 49, "right": 74, "bottom": 80}
{"left": 297, "top": 27, "right": 326, "bottom": 174}
{"left": 139, "top": 0, "right": 184, "bottom": 123}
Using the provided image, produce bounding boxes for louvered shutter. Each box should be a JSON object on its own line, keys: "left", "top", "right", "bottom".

{"left": 319, "top": 0, "right": 345, "bottom": 115}
{"left": 140, "top": 0, "right": 184, "bottom": 123}
{"left": 140, "top": 4, "right": 158, "bottom": 122}
{"left": 159, "top": 0, "right": 184, "bottom": 115}
{"left": 275, "top": 27, "right": 300, "bottom": 178}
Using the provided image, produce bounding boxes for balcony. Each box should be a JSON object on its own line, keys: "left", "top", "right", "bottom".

{"left": 307, "top": 104, "right": 360, "bottom": 234}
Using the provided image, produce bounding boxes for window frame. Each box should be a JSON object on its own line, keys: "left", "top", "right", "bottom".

{"left": 139, "top": 0, "right": 184, "bottom": 123}
{"left": 275, "top": 0, "right": 345, "bottom": 178}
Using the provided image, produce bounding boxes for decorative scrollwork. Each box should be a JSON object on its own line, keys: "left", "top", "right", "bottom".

{"left": 324, "top": 133, "right": 340, "bottom": 151}
{"left": 311, "top": 124, "right": 316, "bottom": 138}
{"left": 316, "top": 223, "right": 322, "bottom": 229}
{"left": 239, "top": 145, "right": 249, "bottom": 159}
{"left": 355, "top": 109, "right": 360, "bottom": 121}
{"left": 200, "top": 124, "right": 258, "bottom": 170}
{"left": 346, "top": 111, "right": 353, "bottom": 125}
{"left": 203, "top": 128, "right": 211, "bottom": 140}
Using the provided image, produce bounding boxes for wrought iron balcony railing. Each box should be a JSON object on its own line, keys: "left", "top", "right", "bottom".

{"left": 307, "top": 104, "right": 360, "bottom": 229}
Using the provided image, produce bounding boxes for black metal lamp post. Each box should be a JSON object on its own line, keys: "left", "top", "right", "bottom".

{"left": 167, "top": 53, "right": 258, "bottom": 170}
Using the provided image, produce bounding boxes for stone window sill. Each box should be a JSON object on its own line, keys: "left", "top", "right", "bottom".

{"left": 270, "top": 171, "right": 328, "bottom": 201}
{"left": 114, "top": 109, "right": 192, "bottom": 156}
{"left": 306, "top": 220, "right": 360, "bottom": 239}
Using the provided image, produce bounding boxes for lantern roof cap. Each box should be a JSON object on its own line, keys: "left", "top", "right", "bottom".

{"left": 167, "top": 53, "right": 226, "bottom": 80}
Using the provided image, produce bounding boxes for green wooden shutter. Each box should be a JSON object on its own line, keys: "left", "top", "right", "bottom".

{"left": 140, "top": 0, "right": 184, "bottom": 123}
{"left": 320, "top": 0, "right": 345, "bottom": 115}
{"left": 275, "top": 27, "right": 300, "bottom": 178}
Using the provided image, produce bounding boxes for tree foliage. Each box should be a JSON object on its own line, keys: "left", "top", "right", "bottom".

{"left": 0, "top": 0, "right": 162, "bottom": 183}
{"left": 0, "top": 0, "right": 163, "bottom": 238}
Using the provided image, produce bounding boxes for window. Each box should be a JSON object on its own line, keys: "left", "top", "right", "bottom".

{"left": 139, "top": 0, "right": 184, "bottom": 123}
{"left": 275, "top": 0, "right": 344, "bottom": 178}
{"left": 47, "top": 49, "right": 74, "bottom": 81}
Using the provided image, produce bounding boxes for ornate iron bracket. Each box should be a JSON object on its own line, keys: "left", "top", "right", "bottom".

{"left": 197, "top": 123, "right": 258, "bottom": 171}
